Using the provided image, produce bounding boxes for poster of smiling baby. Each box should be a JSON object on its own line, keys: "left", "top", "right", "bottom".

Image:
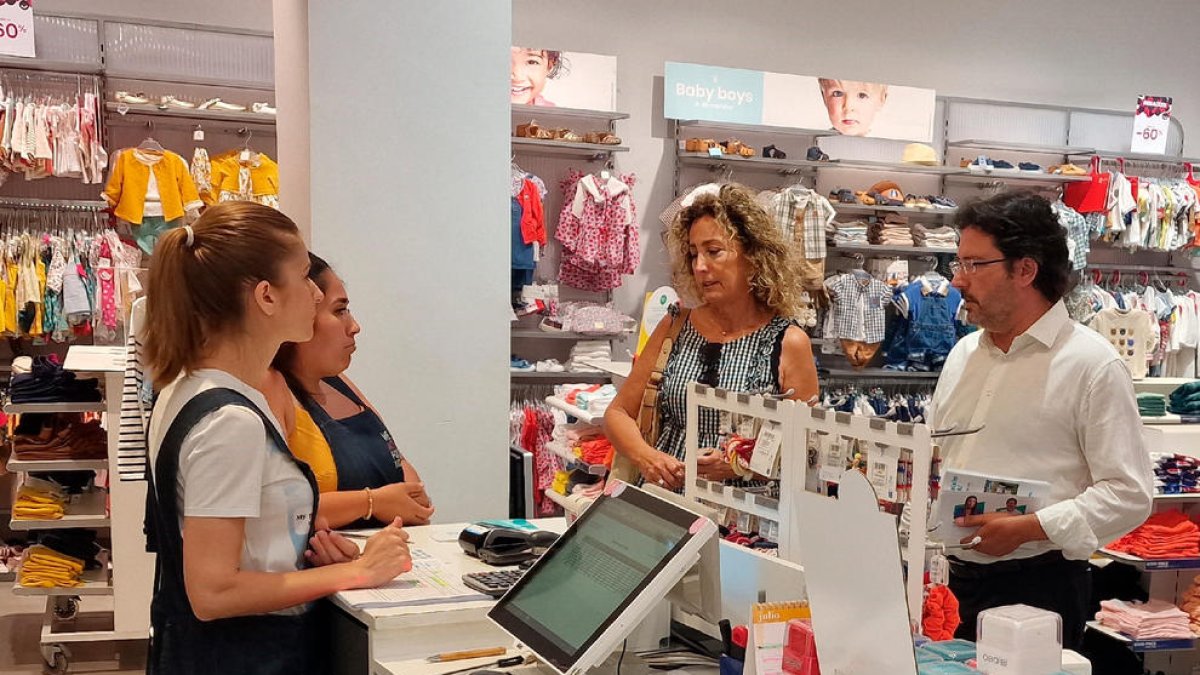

{"left": 664, "top": 61, "right": 936, "bottom": 143}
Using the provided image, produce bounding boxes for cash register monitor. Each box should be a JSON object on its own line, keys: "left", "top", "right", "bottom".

{"left": 488, "top": 482, "right": 718, "bottom": 675}
{"left": 641, "top": 483, "right": 722, "bottom": 625}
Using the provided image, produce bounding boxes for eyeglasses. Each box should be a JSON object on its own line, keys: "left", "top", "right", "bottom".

{"left": 699, "top": 342, "right": 722, "bottom": 387}
{"left": 949, "top": 258, "right": 1008, "bottom": 276}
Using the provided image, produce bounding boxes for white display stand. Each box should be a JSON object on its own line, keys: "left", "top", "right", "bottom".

{"left": 793, "top": 470, "right": 919, "bottom": 675}
{"left": 6, "top": 346, "right": 153, "bottom": 672}
{"left": 682, "top": 385, "right": 932, "bottom": 623}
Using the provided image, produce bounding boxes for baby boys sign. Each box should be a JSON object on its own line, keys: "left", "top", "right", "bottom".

{"left": 665, "top": 61, "right": 936, "bottom": 143}
{"left": 664, "top": 62, "right": 764, "bottom": 125}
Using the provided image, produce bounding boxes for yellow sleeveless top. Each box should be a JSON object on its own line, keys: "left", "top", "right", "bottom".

{"left": 288, "top": 405, "right": 338, "bottom": 493}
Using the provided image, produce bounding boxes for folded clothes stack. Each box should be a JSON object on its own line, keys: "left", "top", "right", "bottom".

{"left": 1152, "top": 453, "right": 1200, "bottom": 495}
{"left": 1171, "top": 381, "right": 1200, "bottom": 415}
{"left": 11, "top": 414, "right": 107, "bottom": 460}
{"left": 1096, "top": 599, "right": 1197, "bottom": 640}
{"left": 829, "top": 220, "right": 869, "bottom": 245}
{"left": 1179, "top": 576, "right": 1200, "bottom": 634}
{"left": 1107, "top": 510, "right": 1200, "bottom": 559}
{"left": 9, "top": 356, "right": 101, "bottom": 404}
{"left": 567, "top": 341, "right": 612, "bottom": 373}
{"left": 17, "top": 530, "right": 107, "bottom": 589}
{"left": 912, "top": 224, "right": 959, "bottom": 250}
{"left": 868, "top": 214, "right": 914, "bottom": 246}
{"left": 18, "top": 545, "right": 85, "bottom": 588}
{"left": 12, "top": 477, "right": 67, "bottom": 520}
{"left": 556, "top": 383, "right": 618, "bottom": 414}
{"left": 1140, "top": 393, "right": 1169, "bottom": 418}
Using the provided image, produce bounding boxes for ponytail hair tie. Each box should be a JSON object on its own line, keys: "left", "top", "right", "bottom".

{"left": 183, "top": 225, "right": 195, "bottom": 248}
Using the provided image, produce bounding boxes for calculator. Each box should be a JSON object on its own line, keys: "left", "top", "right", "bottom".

{"left": 462, "top": 569, "right": 525, "bottom": 598}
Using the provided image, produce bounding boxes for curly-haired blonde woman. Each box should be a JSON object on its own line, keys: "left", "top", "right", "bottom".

{"left": 604, "top": 183, "right": 819, "bottom": 489}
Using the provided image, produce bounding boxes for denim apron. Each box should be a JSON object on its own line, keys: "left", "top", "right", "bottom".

{"left": 145, "top": 388, "right": 324, "bottom": 675}
{"left": 299, "top": 377, "right": 405, "bottom": 529}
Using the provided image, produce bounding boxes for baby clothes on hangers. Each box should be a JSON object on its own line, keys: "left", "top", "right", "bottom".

{"left": 1089, "top": 307, "right": 1157, "bottom": 379}
{"left": 103, "top": 148, "right": 202, "bottom": 225}
{"left": 824, "top": 273, "right": 890, "bottom": 364}
{"left": 556, "top": 169, "right": 640, "bottom": 292}
{"left": 883, "top": 275, "right": 968, "bottom": 373}
{"left": 205, "top": 148, "right": 280, "bottom": 208}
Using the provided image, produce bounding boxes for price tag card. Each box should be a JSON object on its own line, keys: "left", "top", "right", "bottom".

{"left": 1131, "top": 95, "right": 1172, "bottom": 155}
{"left": 867, "top": 444, "right": 901, "bottom": 502}
{"left": 818, "top": 435, "right": 846, "bottom": 483}
{"left": 749, "top": 420, "right": 783, "bottom": 478}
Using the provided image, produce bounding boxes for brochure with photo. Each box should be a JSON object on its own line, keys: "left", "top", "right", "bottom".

{"left": 942, "top": 468, "right": 1050, "bottom": 501}
{"left": 934, "top": 492, "right": 1043, "bottom": 545}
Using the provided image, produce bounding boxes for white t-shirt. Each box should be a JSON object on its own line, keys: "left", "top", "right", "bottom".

{"left": 148, "top": 369, "right": 314, "bottom": 596}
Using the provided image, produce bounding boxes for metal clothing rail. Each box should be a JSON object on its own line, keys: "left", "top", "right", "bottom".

{"left": 0, "top": 198, "right": 107, "bottom": 211}
{"left": 1087, "top": 263, "right": 1194, "bottom": 274}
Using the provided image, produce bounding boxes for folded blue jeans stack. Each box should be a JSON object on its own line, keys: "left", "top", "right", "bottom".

{"left": 10, "top": 356, "right": 102, "bottom": 404}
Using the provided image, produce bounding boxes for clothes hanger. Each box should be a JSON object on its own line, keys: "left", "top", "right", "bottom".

{"left": 239, "top": 128, "right": 255, "bottom": 162}
{"left": 138, "top": 121, "right": 164, "bottom": 152}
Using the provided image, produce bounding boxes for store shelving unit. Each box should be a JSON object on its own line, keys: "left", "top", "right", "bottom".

{"left": 1099, "top": 549, "right": 1200, "bottom": 572}
{"left": 823, "top": 369, "right": 940, "bottom": 380}
{"left": 544, "top": 396, "right": 604, "bottom": 425}
{"left": 510, "top": 137, "right": 629, "bottom": 159}
{"left": 4, "top": 347, "right": 153, "bottom": 670}
{"left": 1087, "top": 621, "right": 1197, "bottom": 653}
{"left": 948, "top": 139, "right": 1095, "bottom": 156}
{"left": 104, "top": 101, "right": 277, "bottom": 126}
{"left": 828, "top": 243, "right": 955, "bottom": 257}
{"left": 510, "top": 371, "right": 610, "bottom": 382}
{"left": 832, "top": 203, "right": 958, "bottom": 217}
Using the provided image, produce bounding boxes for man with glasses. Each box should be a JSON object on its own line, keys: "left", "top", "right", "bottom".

{"left": 931, "top": 191, "right": 1152, "bottom": 649}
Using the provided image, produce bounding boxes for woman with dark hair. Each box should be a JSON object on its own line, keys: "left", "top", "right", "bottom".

{"left": 144, "top": 203, "right": 411, "bottom": 674}
{"left": 268, "top": 254, "right": 433, "bottom": 529}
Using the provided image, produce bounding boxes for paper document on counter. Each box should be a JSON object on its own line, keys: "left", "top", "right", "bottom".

{"left": 338, "top": 545, "right": 490, "bottom": 608}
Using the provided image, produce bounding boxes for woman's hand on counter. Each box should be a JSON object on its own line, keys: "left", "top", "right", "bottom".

{"left": 351, "top": 517, "right": 413, "bottom": 588}
{"left": 374, "top": 482, "right": 436, "bottom": 526}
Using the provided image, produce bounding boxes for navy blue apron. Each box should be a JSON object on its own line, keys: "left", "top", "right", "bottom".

{"left": 298, "top": 377, "right": 405, "bottom": 528}
{"left": 145, "top": 388, "right": 325, "bottom": 675}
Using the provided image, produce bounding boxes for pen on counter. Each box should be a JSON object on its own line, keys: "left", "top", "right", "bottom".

{"left": 426, "top": 646, "right": 508, "bottom": 663}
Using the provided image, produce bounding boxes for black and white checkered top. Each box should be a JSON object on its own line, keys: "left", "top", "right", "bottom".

{"left": 655, "top": 304, "right": 795, "bottom": 462}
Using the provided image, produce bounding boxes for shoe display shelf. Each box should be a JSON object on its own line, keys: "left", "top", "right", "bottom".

{"left": 511, "top": 105, "right": 629, "bottom": 161}
{"left": 4, "top": 346, "right": 154, "bottom": 662}
{"left": 104, "top": 101, "right": 277, "bottom": 126}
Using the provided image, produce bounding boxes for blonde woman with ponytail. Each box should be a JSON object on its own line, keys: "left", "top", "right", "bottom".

{"left": 143, "top": 202, "right": 411, "bottom": 674}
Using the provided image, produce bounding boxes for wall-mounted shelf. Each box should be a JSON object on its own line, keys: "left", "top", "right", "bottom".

{"left": 512, "top": 104, "right": 629, "bottom": 122}
{"left": 510, "top": 371, "right": 611, "bottom": 382}
{"left": 105, "top": 101, "right": 277, "bottom": 125}
{"left": 511, "top": 137, "right": 628, "bottom": 158}
{"left": 1070, "top": 151, "right": 1200, "bottom": 165}
{"left": 1098, "top": 548, "right": 1200, "bottom": 571}
{"left": 511, "top": 328, "right": 632, "bottom": 341}
{"left": 828, "top": 243, "right": 954, "bottom": 257}
{"left": 822, "top": 369, "right": 941, "bottom": 380}
{"left": 828, "top": 159, "right": 961, "bottom": 175}
{"left": 833, "top": 203, "right": 958, "bottom": 217}
{"left": 676, "top": 119, "right": 836, "bottom": 138}
{"left": 949, "top": 139, "right": 1094, "bottom": 156}
{"left": 948, "top": 170, "right": 1090, "bottom": 184}
{"left": 677, "top": 151, "right": 821, "bottom": 173}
